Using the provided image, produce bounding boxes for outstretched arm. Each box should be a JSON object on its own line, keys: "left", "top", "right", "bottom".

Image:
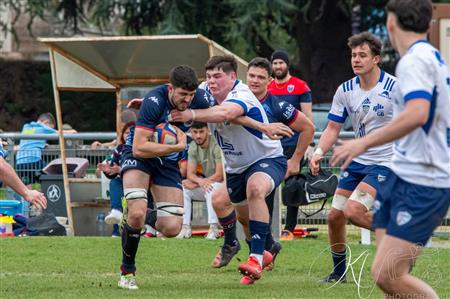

{"left": 0, "top": 158, "right": 47, "bottom": 209}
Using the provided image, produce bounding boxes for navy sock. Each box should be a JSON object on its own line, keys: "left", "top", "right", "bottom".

{"left": 121, "top": 223, "right": 141, "bottom": 274}
{"left": 332, "top": 250, "right": 347, "bottom": 277}
{"left": 219, "top": 211, "right": 239, "bottom": 247}
{"left": 249, "top": 220, "right": 269, "bottom": 255}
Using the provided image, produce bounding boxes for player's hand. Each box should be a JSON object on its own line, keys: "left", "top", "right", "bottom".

{"left": 198, "top": 178, "right": 215, "bottom": 193}
{"left": 127, "top": 98, "right": 143, "bottom": 109}
{"left": 169, "top": 109, "right": 193, "bottom": 123}
{"left": 174, "top": 126, "right": 187, "bottom": 151}
{"left": 309, "top": 154, "right": 323, "bottom": 176}
{"left": 24, "top": 189, "right": 47, "bottom": 209}
{"left": 285, "top": 158, "right": 300, "bottom": 179}
{"left": 91, "top": 141, "right": 102, "bottom": 149}
{"left": 263, "top": 123, "right": 293, "bottom": 140}
{"left": 331, "top": 139, "right": 367, "bottom": 170}
{"left": 109, "top": 164, "right": 121, "bottom": 175}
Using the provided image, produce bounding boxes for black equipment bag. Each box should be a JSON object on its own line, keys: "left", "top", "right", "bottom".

{"left": 27, "top": 212, "right": 67, "bottom": 236}
{"left": 282, "top": 168, "right": 338, "bottom": 217}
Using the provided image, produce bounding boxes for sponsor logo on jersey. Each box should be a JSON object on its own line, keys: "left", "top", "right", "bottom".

{"left": 283, "top": 105, "right": 295, "bottom": 119}
{"left": 228, "top": 187, "right": 233, "bottom": 194}
{"left": 122, "top": 159, "right": 137, "bottom": 168}
{"left": 278, "top": 102, "right": 285, "bottom": 108}
{"left": 396, "top": 211, "right": 412, "bottom": 226}
{"left": 287, "top": 84, "right": 295, "bottom": 93}
{"left": 259, "top": 163, "right": 269, "bottom": 168}
{"left": 373, "top": 103, "right": 385, "bottom": 117}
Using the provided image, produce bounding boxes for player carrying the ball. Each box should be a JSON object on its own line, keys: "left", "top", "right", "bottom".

{"left": 117, "top": 65, "right": 210, "bottom": 290}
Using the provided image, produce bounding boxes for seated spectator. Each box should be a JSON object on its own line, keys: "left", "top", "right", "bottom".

{"left": 16, "top": 113, "right": 76, "bottom": 187}
{"left": 177, "top": 122, "right": 222, "bottom": 240}
{"left": 97, "top": 121, "right": 134, "bottom": 237}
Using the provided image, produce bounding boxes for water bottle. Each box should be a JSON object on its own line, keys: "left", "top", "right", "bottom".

{"left": 96, "top": 212, "right": 107, "bottom": 236}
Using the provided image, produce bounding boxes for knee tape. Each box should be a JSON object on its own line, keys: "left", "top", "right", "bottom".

{"left": 156, "top": 202, "right": 184, "bottom": 217}
{"left": 124, "top": 188, "right": 148, "bottom": 201}
{"left": 331, "top": 194, "right": 348, "bottom": 211}
{"left": 349, "top": 190, "right": 374, "bottom": 210}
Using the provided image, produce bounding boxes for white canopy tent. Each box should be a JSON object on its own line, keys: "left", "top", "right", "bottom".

{"left": 38, "top": 34, "right": 248, "bottom": 234}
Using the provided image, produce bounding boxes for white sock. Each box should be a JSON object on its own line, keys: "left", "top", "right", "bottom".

{"left": 250, "top": 253, "right": 263, "bottom": 266}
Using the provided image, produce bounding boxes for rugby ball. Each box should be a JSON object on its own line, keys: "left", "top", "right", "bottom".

{"left": 152, "top": 123, "right": 177, "bottom": 145}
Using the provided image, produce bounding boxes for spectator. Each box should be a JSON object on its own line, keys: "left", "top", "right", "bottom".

{"left": 177, "top": 122, "right": 222, "bottom": 240}
{"left": 97, "top": 121, "right": 134, "bottom": 237}
{"left": 268, "top": 49, "right": 315, "bottom": 241}
{"left": 16, "top": 113, "right": 76, "bottom": 187}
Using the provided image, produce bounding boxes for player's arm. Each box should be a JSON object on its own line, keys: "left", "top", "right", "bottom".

{"left": 231, "top": 117, "right": 294, "bottom": 139}
{"left": 132, "top": 127, "right": 186, "bottom": 158}
{"left": 169, "top": 102, "right": 244, "bottom": 124}
{"left": 0, "top": 157, "right": 46, "bottom": 209}
{"left": 331, "top": 99, "right": 430, "bottom": 169}
{"left": 285, "top": 110, "right": 315, "bottom": 178}
{"left": 206, "top": 161, "right": 224, "bottom": 183}
{"left": 310, "top": 121, "right": 342, "bottom": 175}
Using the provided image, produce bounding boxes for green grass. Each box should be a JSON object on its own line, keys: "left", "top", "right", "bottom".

{"left": 1, "top": 237, "right": 449, "bottom": 298}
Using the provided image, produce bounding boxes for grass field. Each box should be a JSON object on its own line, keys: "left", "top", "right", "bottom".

{"left": 1, "top": 236, "right": 449, "bottom": 299}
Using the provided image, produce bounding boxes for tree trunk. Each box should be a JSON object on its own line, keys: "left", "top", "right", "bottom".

{"left": 293, "top": 0, "right": 353, "bottom": 103}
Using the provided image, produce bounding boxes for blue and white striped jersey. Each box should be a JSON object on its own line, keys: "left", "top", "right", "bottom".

{"left": 201, "top": 80, "right": 284, "bottom": 174}
{"left": 328, "top": 70, "right": 396, "bottom": 167}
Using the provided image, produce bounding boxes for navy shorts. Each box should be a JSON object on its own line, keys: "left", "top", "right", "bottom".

{"left": 226, "top": 156, "right": 287, "bottom": 204}
{"left": 373, "top": 172, "right": 450, "bottom": 245}
{"left": 121, "top": 153, "right": 182, "bottom": 190}
{"left": 338, "top": 161, "right": 391, "bottom": 191}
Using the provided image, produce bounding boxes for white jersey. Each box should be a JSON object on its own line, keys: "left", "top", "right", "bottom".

{"left": 391, "top": 40, "right": 450, "bottom": 188}
{"left": 329, "top": 70, "right": 396, "bottom": 167}
{"left": 201, "top": 80, "right": 284, "bottom": 174}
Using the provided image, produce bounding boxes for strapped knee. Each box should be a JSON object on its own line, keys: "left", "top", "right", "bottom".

{"left": 124, "top": 188, "right": 148, "bottom": 201}
{"left": 156, "top": 202, "right": 184, "bottom": 217}
{"left": 331, "top": 194, "right": 348, "bottom": 211}
{"left": 349, "top": 190, "right": 374, "bottom": 210}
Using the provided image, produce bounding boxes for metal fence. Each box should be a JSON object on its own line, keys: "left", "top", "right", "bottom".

{"left": 1, "top": 132, "right": 449, "bottom": 243}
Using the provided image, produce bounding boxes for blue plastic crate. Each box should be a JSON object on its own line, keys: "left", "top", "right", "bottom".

{"left": 0, "top": 200, "right": 22, "bottom": 216}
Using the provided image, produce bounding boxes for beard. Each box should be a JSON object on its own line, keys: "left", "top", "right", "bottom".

{"left": 274, "top": 68, "right": 288, "bottom": 80}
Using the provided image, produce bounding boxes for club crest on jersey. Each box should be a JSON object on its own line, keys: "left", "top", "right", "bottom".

{"left": 378, "top": 90, "right": 391, "bottom": 100}
{"left": 396, "top": 211, "right": 412, "bottom": 226}
{"left": 362, "top": 98, "right": 371, "bottom": 114}
{"left": 373, "top": 104, "right": 385, "bottom": 117}
{"left": 287, "top": 84, "right": 295, "bottom": 93}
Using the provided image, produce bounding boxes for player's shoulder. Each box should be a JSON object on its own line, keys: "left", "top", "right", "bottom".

{"left": 191, "top": 88, "right": 212, "bottom": 109}
{"left": 339, "top": 76, "right": 358, "bottom": 93}
{"left": 228, "top": 81, "right": 255, "bottom": 101}
{"left": 401, "top": 41, "right": 437, "bottom": 69}
{"left": 142, "top": 85, "right": 168, "bottom": 106}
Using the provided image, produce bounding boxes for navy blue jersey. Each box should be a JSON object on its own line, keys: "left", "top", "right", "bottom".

{"left": 260, "top": 92, "right": 300, "bottom": 148}
{"left": 125, "top": 84, "right": 210, "bottom": 161}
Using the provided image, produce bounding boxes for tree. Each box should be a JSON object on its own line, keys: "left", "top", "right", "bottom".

{"left": 2, "top": 0, "right": 401, "bottom": 103}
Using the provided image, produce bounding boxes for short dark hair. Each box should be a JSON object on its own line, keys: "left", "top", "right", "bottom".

{"left": 37, "top": 112, "right": 56, "bottom": 127}
{"left": 205, "top": 55, "right": 237, "bottom": 74}
{"left": 248, "top": 57, "right": 272, "bottom": 77}
{"left": 386, "top": 0, "right": 432, "bottom": 33}
{"left": 191, "top": 122, "right": 208, "bottom": 129}
{"left": 347, "top": 32, "right": 382, "bottom": 56}
{"left": 169, "top": 65, "right": 199, "bottom": 91}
